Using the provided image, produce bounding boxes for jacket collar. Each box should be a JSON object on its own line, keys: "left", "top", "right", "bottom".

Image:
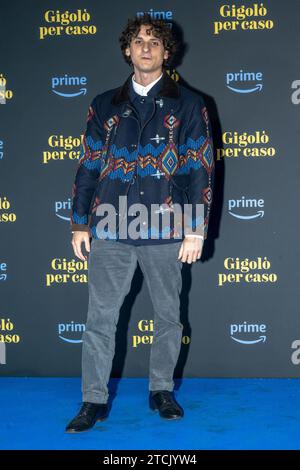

{"left": 111, "top": 69, "right": 180, "bottom": 105}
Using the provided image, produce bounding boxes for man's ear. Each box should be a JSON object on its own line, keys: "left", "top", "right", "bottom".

{"left": 125, "top": 48, "right": 130, "bottom": 57}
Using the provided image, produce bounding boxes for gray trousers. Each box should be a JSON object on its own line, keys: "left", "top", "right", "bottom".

{"left": 81, "top": 239, "right": 183, "bottom": 404}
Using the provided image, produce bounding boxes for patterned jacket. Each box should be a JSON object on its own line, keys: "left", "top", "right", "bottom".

{"left": 70, "top": 69, "right": 215, "bottom": 241}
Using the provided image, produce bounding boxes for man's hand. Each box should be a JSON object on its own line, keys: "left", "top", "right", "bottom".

{"left": 71, "top": 231, "right": 91, "bottom": 261}
{"left": 178, "top": 237, "right": 204, "bottom": 263}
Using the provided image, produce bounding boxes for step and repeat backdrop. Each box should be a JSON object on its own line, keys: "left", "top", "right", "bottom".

{"left": 1, "top": 0, "right": 300, "bottom": 377}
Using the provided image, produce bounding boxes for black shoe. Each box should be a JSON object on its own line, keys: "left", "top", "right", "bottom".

{"left": 149, "top": 390, "right": 184, "bottom": 420}
{"left": 65, "top": 402, "right": 109, "bottom": 433}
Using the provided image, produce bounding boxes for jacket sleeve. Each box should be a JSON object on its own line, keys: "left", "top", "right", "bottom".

{"left": 70, "top": 96, "right": 104, "bottom": 234}
{"left": 184, "top": 96, "right": 215, "bottom": 240}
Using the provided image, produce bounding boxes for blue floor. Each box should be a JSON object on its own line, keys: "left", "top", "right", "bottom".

{"left": 0, "top": 377, "right": 299, "bottom": 450}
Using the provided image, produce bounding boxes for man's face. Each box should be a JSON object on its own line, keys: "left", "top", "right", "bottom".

{"left": 125, "top": 24, "right": 169, "bottom": 74}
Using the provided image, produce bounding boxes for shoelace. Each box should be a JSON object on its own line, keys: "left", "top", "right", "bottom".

{"left": 78, "top": 403, "right": 97, "bottom": 417}
{"left": 155, "top": 391, "right": 175, "bottom": 406}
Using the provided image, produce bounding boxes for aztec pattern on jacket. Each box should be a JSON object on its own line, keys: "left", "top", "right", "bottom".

{"left": 70, "top": 69, "right": 215, "bottom": 241}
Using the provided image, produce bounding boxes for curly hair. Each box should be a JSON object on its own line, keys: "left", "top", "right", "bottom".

{"left": 119, "top": 13, "right": 178, "bottom": 69}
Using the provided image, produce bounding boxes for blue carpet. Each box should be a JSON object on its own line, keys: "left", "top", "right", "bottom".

{"left": 0, "top": 378, "right": 299, "bottom": 450}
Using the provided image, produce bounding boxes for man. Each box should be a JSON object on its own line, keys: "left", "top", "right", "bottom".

{"left": 66, "top": 13, "right": 215, "bottom": 433}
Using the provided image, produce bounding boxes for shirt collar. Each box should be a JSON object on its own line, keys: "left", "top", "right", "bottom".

{"left": 131, "top": 72, "right": 163, "bottom": 96}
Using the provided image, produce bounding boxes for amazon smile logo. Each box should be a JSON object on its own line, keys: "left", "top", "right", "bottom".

{"left": 228, "top": 197, "right": 265, "bottom": 220}
{"left": 55, "top": 198, "right": 72, "bottom": 221}
{"left": 230, "top": 322, "right": 267, "bottom": 345}
{"left": 226, "top": 70, "right": 263, "bottom": 93}
{"left": 58, "top": 322, "right": 85, "bottom": 343}
{"left": 51, "top": 75, "right": 87, "bottom": 98}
